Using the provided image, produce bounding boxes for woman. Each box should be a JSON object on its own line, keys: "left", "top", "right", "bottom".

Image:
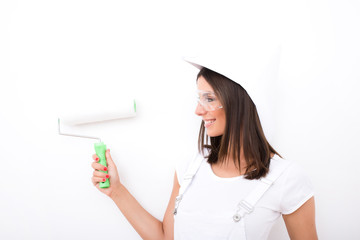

{"left": 91, "top": 63, "right": 318, "bottom": 239}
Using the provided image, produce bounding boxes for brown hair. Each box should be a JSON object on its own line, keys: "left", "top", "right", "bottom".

{"left": 197, "top": 67, "right": 281, "bottom": 180}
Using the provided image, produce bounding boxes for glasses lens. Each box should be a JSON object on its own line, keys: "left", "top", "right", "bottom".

{"left": 197, "top": 91, "right": 221, "bottom": 111}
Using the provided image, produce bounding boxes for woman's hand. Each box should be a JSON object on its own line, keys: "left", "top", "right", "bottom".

{"left": 91, "top": 149, "right": 177, "bottom": 240}
{"left": 91, "top": 149, "right": 121, "bottom": 199}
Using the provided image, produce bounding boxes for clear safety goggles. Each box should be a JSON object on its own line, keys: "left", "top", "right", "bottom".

{"left": 196, "top": 90, "right": 223, "bottom": 111}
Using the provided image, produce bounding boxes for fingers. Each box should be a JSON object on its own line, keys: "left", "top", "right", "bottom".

{"left": 91, "top": 149, "right": 115, "bottom": 188}
{"left": 93, "top": 170, "right": 110, "bottom": 179}
{"left": 92, "top": 162, "right": 108, "bottom": 171}
{"left": 92, "top": 170, "right": 110, "bottom": 186}
{"left": 92, "top": 149, "right": 112, "bottom": 164}
{"left": 92, "top": 154, "right": 100, "bottom": 163}
{"left": 91, "top": 176, "right": 108, "bottom": 186}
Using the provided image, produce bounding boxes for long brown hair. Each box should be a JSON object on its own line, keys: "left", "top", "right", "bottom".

{"left": 197, "top": 67, "right": 281, "bottom": 180}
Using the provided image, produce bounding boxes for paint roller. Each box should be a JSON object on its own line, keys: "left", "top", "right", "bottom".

{"left": 58, "top": 98, "right": 137, "bottom": 188}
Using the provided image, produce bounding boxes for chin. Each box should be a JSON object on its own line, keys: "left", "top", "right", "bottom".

{"left": 206, "top": 131, "right": 223, "bottom": 137}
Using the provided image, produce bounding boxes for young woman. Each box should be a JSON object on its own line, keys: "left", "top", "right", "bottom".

{"left": 91, "top": 63, "right": 318, "bottom": 239}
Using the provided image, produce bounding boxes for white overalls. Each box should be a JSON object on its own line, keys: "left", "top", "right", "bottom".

{"left": 173, "top": 153, "right": 291, "bottom": 239}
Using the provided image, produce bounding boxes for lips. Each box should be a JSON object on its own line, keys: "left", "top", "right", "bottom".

{"left": 204, "top": 119, "right": 216, "bottom": 128}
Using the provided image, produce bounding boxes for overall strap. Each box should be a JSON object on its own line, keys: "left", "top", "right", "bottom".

{"left": 233, "top": 159, "right": 292, "bottom": 222}
{"left": 174, "top": 153, "right": 204, "bottom": 215}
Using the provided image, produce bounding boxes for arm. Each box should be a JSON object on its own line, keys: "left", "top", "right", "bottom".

{"left": 91, "top": 149, "right": 180, "bottom": 240}
{"left": 111, "top": 172, "right": 179, "bottom": 240}
{"left": 282, "top": 197, "right": 318, "bottom": 240}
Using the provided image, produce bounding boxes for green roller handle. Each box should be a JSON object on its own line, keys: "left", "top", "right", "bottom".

{"left": 94, "top": 142, "right": 110, "bottom": 188}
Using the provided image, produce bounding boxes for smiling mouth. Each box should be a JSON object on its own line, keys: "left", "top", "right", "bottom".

{"left": 204, "top": 119, "right": 216, "bottom": 128}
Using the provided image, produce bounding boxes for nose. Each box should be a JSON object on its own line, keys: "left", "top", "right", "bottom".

{"left": 195, "top": 102, "right": 207, "bottom": 116}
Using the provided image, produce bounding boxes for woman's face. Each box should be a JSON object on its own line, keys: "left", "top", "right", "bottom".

{"left": 195, "top": 76, "right": 226, "bottom": 137}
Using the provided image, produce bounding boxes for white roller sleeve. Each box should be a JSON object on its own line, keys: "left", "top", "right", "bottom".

{"left": 60, "top": 98, "right": 136, "bottom": 126}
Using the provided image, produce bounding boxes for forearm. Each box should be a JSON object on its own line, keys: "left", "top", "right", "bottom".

{"left": 111, "top": 184, "right": 165, "bottom": 240}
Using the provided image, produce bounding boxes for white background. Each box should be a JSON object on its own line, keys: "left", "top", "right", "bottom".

{"left": 1, "top": 0, "right": 359, "bottom": 239}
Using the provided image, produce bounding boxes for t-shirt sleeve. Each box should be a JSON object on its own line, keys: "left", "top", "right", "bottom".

{"left": 279, "top": 161, "right": 315, "bottom": 215}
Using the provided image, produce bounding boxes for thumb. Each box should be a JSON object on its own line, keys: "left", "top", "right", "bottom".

{"left": 105, "top": 149, "right": 115, "bottom": 166}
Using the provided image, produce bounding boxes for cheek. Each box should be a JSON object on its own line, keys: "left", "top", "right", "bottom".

{"left": 215, "top": 111, "right": 226, "bottom": 130}
{"left": 218, "top": 115, "right": 226, "bottom": 130}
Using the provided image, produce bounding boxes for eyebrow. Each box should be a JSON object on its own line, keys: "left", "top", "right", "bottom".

{"left": 203, "top": 93, "right": 215, "bottom": 97}
{"left": 198, "top": 90, "right": 216, "bottom": 95}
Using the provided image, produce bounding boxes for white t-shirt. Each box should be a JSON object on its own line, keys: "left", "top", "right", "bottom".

{"left": 174, "top": 152, "right": 314, "bottom": 240}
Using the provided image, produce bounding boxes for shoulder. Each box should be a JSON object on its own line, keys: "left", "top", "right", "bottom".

{"left": 270, "top": 155, "right": 313, "bottom": 186}
{"left": 175, "top": 149, "right": 208, "bottom": 186}
{"left": 270, "top": 155, "right": 315, "bottom": 214}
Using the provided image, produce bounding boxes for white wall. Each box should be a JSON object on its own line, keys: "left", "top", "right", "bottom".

{"left": 1, "top": 0, "right": 359, "bottom": 239}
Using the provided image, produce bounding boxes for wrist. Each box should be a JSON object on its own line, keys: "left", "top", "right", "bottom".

{"left": 110, "top": 183, "right": 125, "bottom": 200}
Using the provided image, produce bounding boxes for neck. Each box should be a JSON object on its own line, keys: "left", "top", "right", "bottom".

{"left": 212, "top": 152, "right": 275, "bottom": 177}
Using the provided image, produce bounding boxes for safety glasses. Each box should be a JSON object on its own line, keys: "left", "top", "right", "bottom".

{"left": 196, "top": 90, "right": 223, "bottom": 111}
